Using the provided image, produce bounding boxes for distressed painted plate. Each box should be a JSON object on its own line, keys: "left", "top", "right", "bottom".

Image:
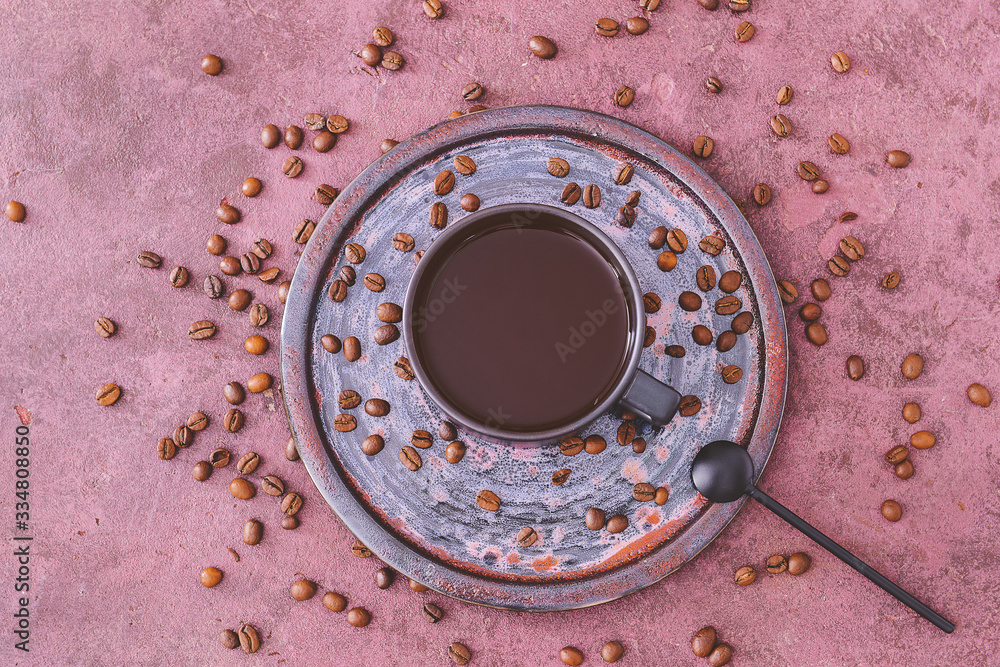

{"left": 281, "top": 106, "right": 787, "bottom": 610}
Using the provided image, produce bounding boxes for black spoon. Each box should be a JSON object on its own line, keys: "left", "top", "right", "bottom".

{"left": 691, "top": 440, "right": 955, "bottom": 634}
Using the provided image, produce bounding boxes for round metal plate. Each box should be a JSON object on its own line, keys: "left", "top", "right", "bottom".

{"left": 281, "top": 106, "right": 787, "bottom": 611}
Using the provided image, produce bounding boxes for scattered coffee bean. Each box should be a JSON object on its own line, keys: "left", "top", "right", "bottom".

{"left": 797, "top": 161, "right": 820, "bottom": 182}
{"left": 363, "top": 398, "right": 389, "bottom": 418}
{"left": 560, "top": 647, "right": 584, "bottom": 666}
{"left": 776, "top": 281, "right": 796, "bottom": 304}
{"left": 423, "top": 0, "right": 443, "bottom": 18}
{"left": 735, "top": 565, "right": 756, "bottom": 585}
{"left": 887, "top": 150, "right": 911, "bottom": 168}
{"left": 460, "top": 193, "right": 481, "bottom": 211}
{"left": 449, "top": 642, "right": 471, "bottom": 665}
{"left": 968, "top": 383, "right": 992, "bottom": 407}
{"left": 224, "top": 381, "right": 246, "bottom": 406}
{"left": 547, "top": 157, "right": 570, "bottom": 177}
{"left": 722, "top": 365, "right": 743, "bottom": 384}
{"left": 434, "top": 170, "right": 455, "bottom": 195}
{"left": 201, "top": 54, "right": 223, "bottom": 75}
{"left": 657, "top": 251, "right": 677, "bottom": 272}
{"left": 831, "top": 51, "right": 851, "bottom": 73}
{"left": 400, "top": 446, "right": 422, "bottom": 471}
{"left": 225, "top": 289, "right": 250, "bottom": 311}
{"left": 437, "top": 440, "right": 463, "bottom": 465}
{"left": 529, "top": 35, "right": 558, "bottom": 59}
{"left": 313, "top": 131, "right": 337, "bottom": 153}
{"left": 223, "top": 408, "right": 244, "bottom": 433}
{"left": 281, "top": 492, "right": 303, "bottom": 515}
{"left": 200, "top": 566, "right": 223, "bottom": 588}
{"left": 278, "top": 280, "right": 291, "bottom": 304}
{"left": 376, "top": 302, "right": 403, "bottom": 324}
{"left": 901, "top": 353, "right": 923, "bottom": 379}
{"left": 230, "top": 478, "right": 256, "bottom": 500}
{"left": 167, "top": 266, "right": 189, "bottom": 288}
{"left": 708, "top": 644, "right": 733, "bottom": 667}
{"left": 188, "top": 320, "right": 216, "bottom": 340}
{"left": 828, "top": 133, "right": 850, "bottom": 154}
{"left": 220, "top": 256, "right": 241, "bottom": 276}
{"left": 812, "top": 179, "right": 829, "bottom": 194}
{"left": 697, "top": 0, "right": 718, "bottom": 7}
{"left": 206, "top": 234, "right": 228, "bottom": 256}
{"left": 805, "top": 322, "right": 828, "bottom": 346}
{"left": 516, "top": 526, "right": 538, "bottom": 547}
{"left": 679, "top": 291, "right": 702, "bottom": 312}
{"left": 595, "top": 18, "right": 619, "bottom": 37}
{"left": 282, "top": 156, "right": 303, "bottom": 178}
{"left": 633, "top": 483, "right": 655, "bottom": 502}
{"left": 560, "top": 436, "right": 584, "bottom": 456}
{"left": 261, "top": 124, "right": 281, "bottom": 148}
{"left": 191, "top": 460, "right": 212, "bottom": 482}
{"left": 220, "top": 629, "right": 239, "bottom": 650}
{"left": 696, "top": 265, "right": 717, "bottom": 291}
{"left": 373, "top": 324, "right": 399, "bottom": 346}
{"left": 351, "top": 539, "right": 373, "bottom": 557}
{"left": 692, "top": 325, "right": 713, "bottom": 346}
{"left": 776, "top": 85, "right": 793, "bottom": 105}
{"left": 315, "top": 184, "right": 339, "bottom": 206}
{"left": 388, "top": 233, "right": 415, "bottom": 255}
{"left": 476, "top": 489, "right": 500, "bottom": 511}
{"left": 735, "top": 21, "right": 754, "bottom": 42}
{"left": 422, "top": 603, "right": 444, "bottom": 623}
{"left": 157, "top": 437, "right": 176, "bottom": 460}
{"left": 613, "top": 162, "right": 635, "bottom": 186}
{"left": 700, "top": 235, "right": 725, "bottom": 255}
{"left": 380, "top": 138, "right": 399, "bottom": 153}
{"left": 304, "top": 113, "right": 326, "bottom": 131}
{"left": 787, "top": 552, "right": 811, "bottom": 575}
{"left": 693, "top": 135, "right": 714, "bottom": 158}
{"left": 766, "top": 554, "right": 788, "bottom": 574}
{"left": 559, "top": 182, "right": 582, "bottom": 205}
{"left": 692, "top": 626, "right": 717, "bottom": 658}
{"left": 551, "top": 468, "right": 571, "bottom": 485}
{"left": 625, "top": 190, "right": 641, "bottom": 207}
{"left": 137, "top": 250, "right": 162, "bottom": 269}
{"left": 430, "top": 202, "right": 448, "bottom": 229}
{"left": 614, "top": 85, "right": 636, "bottom": 108}
{"left": 770, "top": 114, "right": 791, "bottom": 138}
{"left": 882, "top": 271, "right": 901, "bottom": 289}
{"left": 238, "top": 624, "right": 260, "bottom": 654}
{"left": 187, "top": 412, "right": 209, "bottom": 432}
{"left": 361, "top": 434, "right": 385, "bottom": 456}
{"left": 374, "top": 567, "right": 395, "bottom": 590}
{"left": 641, "top": 0, "right": 662, "bottom": 8}
{"left": 248, "top": 372, "right": 272, "bottom": 394}
{"left": 287, "top": 578, "right": 318, "bottom": 601}
{"left": 729, "top": 0, "right": 750, "bottom": 10}
{"left": 750, "top": 183, "right": 772, "bottom": 207}
{"left": 627, "top": 15, "right": 649, "bottom": 34}
{"left": 584, "top": 434, "right": 607, "bottom": 454}
{"left": 585, "top": 507, "right": 606, "bottom": 530}
{"left": 811, "top": 278, "right": 831, "bottom": 301}
{"left": 895, "top": 460, "right": 915, "bottom": 480}
{"left": 282, "top": 515, "right": 299, "bottom": 530}
{"left": 606, "top": 514, "right": 628, "bottom": 533}
{"left": 381, "top": 51, "right": 404, "bottom": 70}
{"left": 647, "top": 226, "right": 667, "bottom": 249}
{"left": 323, "top": 591, "right": 348, "bottom": 612}
{"left": 617, "top": 421, "right": 636, "bottom": 447}
{"left": 347, "top": 607, "right": 371, "bottom": 628}
{"left": 714, "top": 330, "right": 736, "bottom": 353}
{"left": 881, "top": 499, "right": 902, "bottom": 522}
{"left": 360, "top": 273, "right": 384, "bottom": 293}
{"left": 840, "top": 236, "right": 865, "bottom": 260}
{"left": 334, "top": 414, "right": 357, "bottom": 432}
{"left": 237, "top": 452, "right": 260, "bottom": 475}
{"left": 242, "top": 519, "right": 263, "bottom": 546}
{"left": 392, "top": 357, "right": 414, "bottom": 380}
{"left": 246, "top": 303, "right": 269, "bottom": 328}
{"left": 174, "top": 425, "right": 193, "bottom": 447}
{"left": 372, "top": 26, "right": 394, "bottom": 47}
{"left": 664, "top": 345, "right": 685, "bottom": 359}
{"left": 632, "top": 437, "right": 647, "bottom": 453}
{"left": 216, "top": 203, "right": 240, "bottom": 225}
{"left": 828, "top": 255, "right": 850, "bottom": 276}
{"left": 261, "top": 475, "right": 285, "bottom": 497}
{"left": 706, "top": 76, "right": 722, "bottom": 93}
{"left": 666, "top": 228, "right": 688, "bottom": 253}
{"left": 344, "top": 242, "right": 366, "bottom": 264}
{"left": 846, "top": 355, "right": 865, "bottom": 380}
{"left": 643, "top": 292, "right": 661, "bottom": 313}
{"left": 244, "top": 335, "right": 268, "bottom": 355}
{"left": 654, "top": 486, "right": 669, "bottom": 505}
{"left": 293, "top": 219, "right": 315, "bottom": 245}
{"left": 284, "top": 125, "right": 304, "bottom": 150}
{"left": 910, "top": 430, "right": 935, "bottom": 450}
{"left": 799, "top": 303, "right": 822, "bottom": 322}
{"left": 731, "top": 311, "right": 754, "bottom": 335}
{"left": 582, "top": 184, "right": 601, "bottom": 208}
{"left": 885, "top": 445, "right": 909, "bottom": 465}
{"left": 715, "top": 296, "right": 741, "bottom": 315}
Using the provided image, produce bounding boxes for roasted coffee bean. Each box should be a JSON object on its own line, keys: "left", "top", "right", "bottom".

{"left": 423, "top": 0, "right": 443, "bottom": 18}
{"left": 887, "top": 150, "right": 911, "bottom": 168}
{"left": 293, "top": 218, "right": 316, "bottom": 244}
{"left": 882, "top": 271, "right": 901, "bottom": 289}
{"left": 839, "top": 236, "right": 865, "bottom": 261}
{"left": 606, "top": 514, "right": 628, "bottom": 534}
{"left": 382, "top": 52, "right": 404, "bottom": 70}
{"left": 777, "top": 280, "right": 798, "bottom": 303}
{"left": 174, "top": 425, "right": 193, "bottom": 447}
{"left": 627, "top": 16, "right": 649, "bottom": 34}
{"left": 787, "top": 552, "right": 811, "bottom": 575}
{"left": 613, "top": 162, "right": 634, "bottom": 185}
{"left": 735, "top": 20, "right": 754, "bottom": 42}
{"left": 654, "top": 486, "right": 669, "bottom": 505}
{"left": 696, "top": 265, "right": 717, "bottom": 291}
{"left": 244, "top": 334, "right": 268, "bottom": 355}
{"left": 614, "top": 85, "right": 635, "bottom": 107}
{"left": 351, "top": 539, "right": 373, "bottom": 557}
{"left": 799, "top": 303, "right": 822, "bottom": 321}
{"left": 361, "top": 434, "right": 385, "bottom": 456}
{"left": 169, "top": 266, "right": 189, "bottom": 288}
{"left": 776, "top": 85, "right": 793, "bottom": 105}
{"left": 313, "top": 131, "right": 337, "bottom": 153}
{"left": 430, "top": 202, "right": 448, "bottom": 229}
{"left": 188, "top": 412, "right": 209, "bottom": 431}
{"left": 517, "top": 526, "right": 538, "bottom": 547}
{"left": 248, "top": 303, "right": 269, "bottom": 327}
{"left": 291, "top": 578, "right": 318, "bottom": 601}
{"left": 885, "top": 445, "right": 909, "bottom": 465}
{"left": 372, "top": 25, "right": 394, "bottom": 47}
{"left": 560, "top": 436, "right": 584, "bottom": 456}
{"left": 828, "top": 255, "right": 850, "bottom": 276}
{"left": 445, "top": 440, "right": 466, "bottom": 463}
{"left": 278, "top": 280, "right": 291, "bottom": 304}
{"left": 585, "top": 507, "right": 606, "bottom": 530}
{"left": 665, "top": 344, "right": 686, "bottom": 358}
{"left": 666, "top": 228, "right": 688, "bottom": 252}
{"left": 333, "top": 267, "right": 355, "bottom": 288}
{"left": 347, "top": 607, "right": 371, "bottom": 628}
{"left": 238, "top": 624, "right": 260, "bottom": 654}
{"left": 230, "top": 478, "right": 255, "bottom": 500}
{"left": 460, "top": 193, "right": 481, "bottom": 212}
{"left": 137, "top": 250, "right": 162, "bottom": 268}
{"left": 400, "top": 446, "right": 422, "bottom": 471}
{"left": 547, "top": 157, "right": 570, "bottom": 177}
{"left": 715, "top": 295, "right": 741, "bottom": 315}
{"left": 722, "top": 365, "right": 743, "bottom": 383}
{"left": 766, "top": 554, "right": 788, "bottom": 574}
{"left": 632, "top": 437, "right": 647, "bottom": 453}
{"left": 223, "top": 408, "right": 244, "bottom": 433}
{"left": 236, "top": 452, "right": 260, "bottom": 475}
{"left": 679, "top": 291, "right": 702, "bottom": 312}
{"left": 812, "top": 179, "right": 829, "bottom": 194}
{"left": 641, "top": 0, "right": 661, "bottom": 8}
{"left": 633, "top": 482, "right": 655, "bottom": 502}
{"left": 323, "top": 591, "right": 348, "bottom": 612}
{"left": 881, "top": 499, "right": 902, "bottom": 522}
{"left": 206, "top": 234, "right": 227, "bottom": 256}
{"left": 393, "top": 356, "right": 414, "bottom": 379}
{"left": 422, "top": 603, "right": 444, "bottom": 623}
{"left": 94, "top": 316, "right": 116, "bottom": 338}
{"left": 700, "top": 235, "right": 725, "bottom": 255}
{"left": 617, "top": 422, "right": 636, "bottom": 447}
{"left": 209, "top": 447, "right": 230, "bottom": 467}
{"left": 374, "top": 324, "right": 399, "bottom": 345}
{"left": 657, "top": 251, "right": 677, "bottom": 272}
{"left": 334, "top": 414, "right": 357, "bottom": 432}
{"left": 643, "top": 292, "right": 661, "bottom": 313}
{"left": 304, "top": 113, "right": 326, "bottom": 131}
{"left": 376, "top": 302, "right": 403, "bottom": 323}
{"left": 360, "top": 43, "right": 381, "bottom": 66}
{"left": 829, "top": 133, "right": 850, "bottom": 154}
{"left": 315, "top": 184, "right": 339, "bottom": 205}
{"left": 198, "top": 53, "right": 223, "bottom": 75}
{"left": 770, "top": 114, "right": 791, "bottom": 138}
{"left": 584, "top": 434, "right": 607, "bottom": 454}
{"left": 365, "top": 399, "right": 390, "bottom": 417}
{"left": 732, "top": 311, "right": 754, "bottom": 334}
{"left": 895, "top": 460, "right": 915, "bottom": 480}
{"left": 698, "top": 0, "right": 718, "bottom": 7}
{"left": 716, "top": 330, "right": 737, "bottom": 352}
{"left": 968, "top": 383, "right": 992, "bottom": 407}
{"left": 220, "top": 256, "right": 241, "bottom": 276}
{"left": 648, "top": 226, "right": 668, "bottom": 249}
{"left": 339, "top": 390, "right": 362, "bottom": 410}
{"left": 217, "top": 204, "right": 240, "bottom": 224}
{"left": 229, "top": 289, "right": 251, "bottom": 311}
{"left": 595, "top": 18, "right": 619, "bottom": 37}
{"left": 261, "top": 124, "right": 281, "bottom": 148}
{"left": 797, "top": 161, "right": 820, "bottom": 182}
{"left": 284, "top": 125, "right": 304, "bottom": 150}
{"left": 282, "top": 156, "right": 304, "bottom": 178}
{"left": 220, "top": 629, "right": 239, "bottom": 650}
{"left": 380, "top": 138, "right": 399, "bottom": 153}
{"left": 831, "top": 51, "right": 851, "bottom": 73}
{"left": 439, "top": 421, "right": 457, "bottom": 441}
{"left": 692, "top": 325, "right": 713, "bottom": 346}
{"left": 901, "top": 353, "right": 923, "bottom": 379}
{"left": 642, "top": 325, "right": 655, "bottom": 347}
{"left": 693, "top": 135, "right": 714, "bottom": 158}
{"left": 434, "top": 170, "right": 455, "bottom": 195}
{"left": 188, "top": 320, "right": 216, "bottom": 340}
{"left": 582, "top": 184, "right": 601, "bottom": 208}
{"left": 449, "top": 642, "right": 471, "bottom": 666}
{"left": 717, "top": 271, "right": 742, "bottom": 294}
{"left": 811, "top": 278, "right": 831, "bottom": 301}
{"left": 281, "top": 492, "right": 303, "bottom": 515}
{"left": 624, "top": 192, "right": 641, "bottom": 209}
{"left": 706, "top": 76, "right": 723, "bottom": 93}
{"left": 910, "top": 430, "right": 935, "bottom": 450}
{"left": 752, "top": 182, "right": 772, "bottom": 206}
{"left": 529, "top": 36, "right": 558, "bottom": 59}
{"left": 805, "top": 322, "right": 828, "bottom": 346}
{"left": 461, "top": 82, "right": 484, "bottom": 102}
{"left": 555, "top": 181, "right": 581, "bottom": 206}
{"left": 375, "top": 567, "right": 395, "bottom": 589}
{"left": 390, "top": 232, "right": 415, "bottom": 253}
{"left": 846, "top": 355, "right": 865, "bottom": 380}
{"left": 344, "top": 242, "right": 366, "bottom": 264}
{"left": 476, "top": 489, "right": 500, "bottom": 511}
{"left": 551, "top": 468, "right": 571, "bottom": 485}
{"left": 261, "top": 474, "right": 284, "bottom": 497}
{"left": 560, "top": 647, "right": 584, "bottom": 666}
{"left": 225, "top": 382, "right": 246, "bottom": 405}
{"left": 735, "top": 565, "right": 756, "bottom": 585}
{"left": 692, "top": 626, "right": 717, "bottom": 658}
{"left": 708, "top": 644, "right": 733, "bottom": 667}
{"left": 157, "top": 438, "right": 176, "bottom": 460}
{"left": 362, "top": 273, "right": 385, "bottom": 292}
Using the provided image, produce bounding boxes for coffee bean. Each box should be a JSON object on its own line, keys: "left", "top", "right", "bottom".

{"left": 665, "top": 345, "right": 686, "bottom": 358}
{"left": 261, "top": 124, "right": 281, "bottom": 148}
{"left": 643, "top": 292, "right": 661, "bottom": 313}
{"left": 735, "top": 565, "right": 756, "bottom": 585}
{"left": 700, "top": 235, "right": 725, "bottom": 255}
{"left": 359, "top": 433, "right": 385, "bottom": 456}
{"left": 174, "top": 425, "right": 193, "bottom": 447}
{"left": 200, "top": 567, "right": 222, "bottom": 586}
{"left": 641, "top": 0, "right": 661, "bottom": 8}
{"left": 560, "top": 647, "right": 584, "bottom": 666}
{"left": 312, "top": 184, "right": 338, "bottom": 207}
{"left": 692, "top": 626, "right": 717, "bottom": 658}
{"left": 209, "top": 447, "right": 230, "bottom": 467}
{"left": 220, "top": 629, "right": 238, "bottom": 650}
{"left": 376, "top": 302, "right": 403, "bottom": 324}
{"left": 708, "top": 644, "right": 733, "bottom": 667}
{"left": 244, "top": 335, "right": 268, "bottom": 355}
{"left": 812, "top": 179, "right": 829, "bottom": 194}
{"left": 223, "top": 408, "right": 244, "bottom": 433}
{"left": 245, "top": 303, "right": 268, "bottom": 328}
{"left": 393, "top": 356, "right": 414, "bottom": 379}
{"left": 584, "top": 434, "right": 607, "bottom": 455}
{"left": 693, "top": 135, "right": 714, "bottom": 158}
{"left": 282, "top": 156, "right": 303, "bottom": 178}
{"left": 657, "top": 251, "right": 677, "bottom": 272}
{"left": 289, "top": 578, "right": 317, "bottom": 601}
{"left": 529, "top": 35, "right": 558, "bottom": 59}
{"left": 805, "top": 322, "right": 828, "bottom": 346}
{"left": 546, "top": 157, "right": 570, "bottom": 177}
{"left": 666, "top": 228, "right": 688, "bottom": 252}
{"left": 230, "top": 478, "right": 256, "bottom": 500}
{"left": 846, "top": 355, "right": 865, "bottom": 380}
{"left": 187, "top": 412, "right": 209, "bottom": 432}
{"left": 654, "top": 486, "right": 669, "bottom": 505}
{"left": 429, "top": 202, "right": 448, "bottom": 229}
{"left": 901, "top": 353, "right": 923, "bottom": 379}
{"left": 224, "top": 381, "right": 246, "bottom": 406}
{"left": 458, "top": 193, "right": 480, "bottom": 212}
{"left": 281, "top": 492, "right": 303, "bottom": 515}
{"left": 558, "top": 436, "right": 583, "bottom": 456}
{"left": 449, "top": 642, "right": 471, "bottom": 666}
{"left": 828, "top": 133, "right": 850, "bottom": 154}
{"left": 828, "top": 255, "right": 850, "bottom": 276}
{"left": 476, "top": 489, "right": 500, "bottom": 511}
{"left": 692, "top": 325, "right": 713, "bottom": 346}
{"left": 293, "top": 219, "right": 315, "bottom": 245}
{"left": 613, "top": 162, "right": 635, "bottom": 185}
{"left": 632, "top": 437, "right": 647, "bottom": 453}
{"left": 731, "top": 311, "right": 754, "bottom": 335}
{"left": 206, "top": 234, "right": 228, "bottom": 256}
{"left": 585, "top": 507, "right": 606, "bottom": 530}
{"left": 422, "top": 0, "right": 444, "bottom": 17}
{"left": 166, "top": 265, "right": 190, "bottom": 289}
{"left": 785, "top": 552, "right": 811, "bottom": 576}
{"left": 776, "top": 85, "right": 793, "bottom": 105}
{"left": 515, "top": 526, "right": 539, "bottom": 547}
{"left": 236, "top": 452, "right": 259, "bottom": 475}
{"left": 334, "top": 414, "right": 357, "bottom": 432}
{"left": 695, "top": 265, "right": 717, "bottom": 292}
{"left": 284, "top": 125, "right": 304, "bottom": 150}
{"left": 777, "top": 280, "right": 798, "bottom": 303}
{"left": 715, "top": 330, "right": 737, "bottom": 352}
{"left": 358, "top": 273, "right": 384, "bottom": 294}
{"left": 362, "top": 398, "right": 388, "bottom": 418}
{"left": 606, "top": 514, "right": 628, "bottom": 533}
{"left": 885, "top": 445, "right": 909, "bottom": 465}
{"left": 373, "top": 324, "right": 399, "bottom": 346}
{"left": 344, "top": 242, "right": 366, "bottom": 264}
{"left": 381, "top": 50, "right": 405, "bottom": 70}
{"left": 91, "top": 316, "right": 116, "bottom": 339}
{"left": 729, "top": 0, "right": 750, "bottom": 9}
{"left": 750, "top": 183, "right": 772, "bottom": 207}
{"left": 627, "top": 16, "right": 649, "bottom": 34}
{"left": 766, "top": 554, "right": 788, "bottom": 574}
{"left": 839, "top": 236, "right": 865, "bottom": 261}
{"left": 313, "top": 131, "right": 337, "bottom": 153}
{"left": 637, "top": 324, "right": 652, "bottom": 347}
{"left": 881, "top": 499, "right": 902, "bottom": 522}
{"left": 770, "top": 114, "right": 791, "bottom": 138}
{"left": 321, "top": 591, "right": 347, "bottom": 612}
{"left": 831, "top": 51, "right": 851, "bottom": 73}
{"left": 799, "top": 303, "right": 822, "bottom": 321}
{"left": 220, "top": 256, "right": 241, "bottom": 275}
{"left": 796, "top": 161, "right": 820, "bottom": 182}
{"left": 237, "top": 624, "right": 260, "bottom": 654}
{"left": 624, "top": 191, "right": 641, "bottom": 209}
{"left": 282, "top": 515, "right": 299, "bottom": 530}
{"left": 678, "top": 291, "right": 702, "bottom": 312}
{"left": 648, "top": 226, "right": 668, "bottom": 249}
{"left": 735, "top": 21, "right": 754, "bottom": 42}
{"left": 157, "top": 438, "right": 176, "bottom": 460}
{"left": 242, "top": 519, "right": 264, "bottom": 546}
{"left": 188, "top": 320, "right": 216, "bottom": 340}
{"left": 811, "top": 278, "right": 831, "bottom": 301}
{"left": 137, "top": 250, "right": 162, "bottom": 268}
{"left": 351, "top": 539, "right": 373, "bottom": 557}
{"left": 422, "top": 603, "right": 444, "bottom": 623}
{"left": 697, "top": 0, "right": 718, "bottom": 7}
{"left": 228, "top": 288, "right": 251, "bottom": 311}
{"left": 400, "top": 446, "right": 422, "bottom": 471}
{"left": 277, "top": 280, "right": 291, "bottom": 304}
{"left": 372, "top": 566, "right": 395, "bottom": 590}
{"left": 911, "top": 430, "right": 935, "bottom": 450}
{"left": 614, "top": 85, "right": 635, "bottom": 107}
{"left": 347, "top": 607, "right": 371, "bottom": 628}
{"left": 706, "top": 76, "right": 722, "bottom": 93}
{"left": 369, "top": 25, "right": 395, "bottom": 47}
{"left": 551, "top": 468, "right": 571, "bottom": 486}
{"left": 967, "top": 383, "right": 992, "bottom": 407}
{"left": 201, "top": 54, "right": 222, "bottom": 75}
{"left": 304, "top": 113, "right": 326, "bottom": 131}
{"left": 632, "top": 482, "right": 655, "bottom": 502}
{"left": 895, "top": 460, "right": 915, "bottom": 479}
{"left": 722, "top": 365, "right": 743, "bottom": 383}
{"left": 216, "top": 203, "right": 240, "bottom": 225}
{"left": 445, "top": 440, "right": 466, "bottom": 463}
{"left": 715, "top": 295, "right": 741, "bottom": 315}
{"left": 713, "top": 272, "right": 741, "bottom": 295}
{"left": 596, "top": 18, "right": 619, "bottom": 36}
{"left": 582, "top": 184, "right": 601, "bottom": 208}
{"left": 380, "top": 139, "right": 400, "bottom": 155}
{"left": 433, "top": 170, "right": 455, "bottom": 196}
{"left": 438, "top": 421, "right": 457, "bottom": 441}
{"left": 616, "top": 422, "right": 636, "bottom": 447}
{"left": 259, "top": 474, "right": 283, "bottom": 497}
{"left": 887, "top": 150, "right": 911, "bottom": 168}
{"left": 882, "top": 271, "right": 901, "bottom": 289}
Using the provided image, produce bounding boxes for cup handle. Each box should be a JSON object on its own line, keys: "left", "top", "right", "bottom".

{"left": 619, "top": 369, "right": 682, "bottom": 426}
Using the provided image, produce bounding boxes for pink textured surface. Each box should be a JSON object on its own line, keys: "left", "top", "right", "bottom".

{"left": 2, "top": 1, "right": 999, "bottom": 665}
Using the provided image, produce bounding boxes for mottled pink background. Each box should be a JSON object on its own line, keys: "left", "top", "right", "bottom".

{"left": 2, "top": 0, "right": 999, "bottom": 665}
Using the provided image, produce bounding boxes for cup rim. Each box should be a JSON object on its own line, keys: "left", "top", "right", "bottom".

{"left": 402, "top": 202, "right": 646, "bottom": 443}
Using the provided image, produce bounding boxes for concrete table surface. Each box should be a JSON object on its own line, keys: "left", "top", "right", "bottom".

{"left": 2, "top": 1, "right": 999, "bottom": 665}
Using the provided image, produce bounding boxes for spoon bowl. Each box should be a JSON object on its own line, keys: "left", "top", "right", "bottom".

{"left": 691, "top": 440, "right": 755, "bottom": 503}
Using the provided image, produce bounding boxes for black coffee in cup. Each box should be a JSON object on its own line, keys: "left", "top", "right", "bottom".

{"left": 410, "top": 208, "right": 634, "bottom": 433}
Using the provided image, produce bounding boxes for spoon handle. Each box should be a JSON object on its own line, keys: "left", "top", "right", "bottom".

{"left": 747, "top": 485, "right": 955, "bottom": 634}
